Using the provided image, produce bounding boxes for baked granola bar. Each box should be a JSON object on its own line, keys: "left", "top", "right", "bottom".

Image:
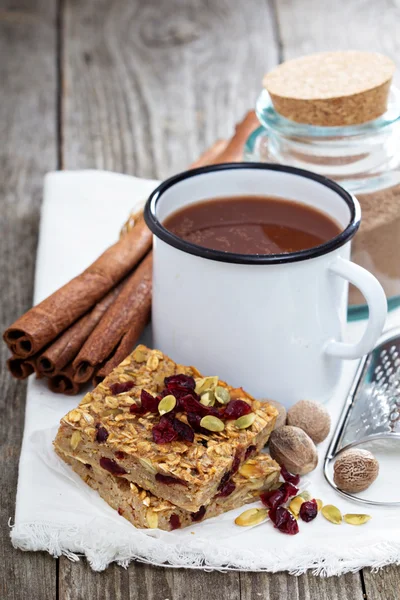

{"left": 55, "top": 446, "right": 280, "bottom": 531}
{"left": 54, "top": 345, "right": 278, "bottom": 512}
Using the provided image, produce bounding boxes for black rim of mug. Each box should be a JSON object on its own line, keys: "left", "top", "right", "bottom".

{"left": 144, "top": 162, "right": 360, "bottom": 265}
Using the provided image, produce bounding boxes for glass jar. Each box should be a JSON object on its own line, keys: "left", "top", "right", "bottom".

{"left": 244, "top": 87, "right": 400, "bottom": 320}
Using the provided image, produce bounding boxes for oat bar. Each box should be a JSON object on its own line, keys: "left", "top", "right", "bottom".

{"left": 55, "top": 446, "right": 280, "bottom": 531}
{"left": 54, "top": 345, "right": 278, "bottom": 512}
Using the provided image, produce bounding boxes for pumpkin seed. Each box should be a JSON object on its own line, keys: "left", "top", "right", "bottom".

{"left": 238, "top": 462, "right": 265, "bottom": 479}
{"left": 344, "top": 513, "right": 371, "bottom": 526}
{"left": 158, "top": 394, "right": 176, "bottom": 415}
{"left": 234, "top": 413, "right": 256, "bottom": 429}
{"left": 289, "top": 496, "right": 304, "bottom": 517}
{"left": 146, "top": 508, "right": 159, "bottom": 529}
{"left": 299, "top": 490, "right": 311, "bottom": 501}
{"left": 316, "top": 499, "right": 323, "bottom": 511}
{"left": 235, "top": 508, "right": 268, "bottom": 527}
{"left": 195, "top": 376, "right": 219, "bottom": 395}
{"left": 70, "top": 430, "right": 82, "bottom": 450}
{"left": 215, "top": 386, "right": 230, "bottom": 405}
{"left": 200, "top": 390, "right": 215, "bottom": 406}
{"left": 200, "top": 415, "right": 225, "bottom": 432}
{"left": 268, "top": 481, "right": 283, "bottom": 491}
{"left": 321, "top": 504, "right": 342, "bottom": 524}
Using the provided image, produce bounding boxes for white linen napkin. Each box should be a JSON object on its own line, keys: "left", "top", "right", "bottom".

{"left": 10, "top": 170, "right": 400, "bottom": 574}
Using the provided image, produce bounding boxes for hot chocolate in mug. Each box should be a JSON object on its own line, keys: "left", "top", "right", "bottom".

{"left": 144, "top": 163, "right": 387, "bottom": 408}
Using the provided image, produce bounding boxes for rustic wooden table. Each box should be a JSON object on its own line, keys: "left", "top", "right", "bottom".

{"left": 1, "top": 1, "right": 400, "bottom": 598}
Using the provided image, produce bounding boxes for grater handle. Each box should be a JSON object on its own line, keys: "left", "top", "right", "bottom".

{"left": 324, "top": 257, "right": 387, "bottom": 359}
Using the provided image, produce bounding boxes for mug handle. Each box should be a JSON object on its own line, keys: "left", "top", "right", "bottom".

{"left": 324, "top": 257, "right": 387, "bottom": 359}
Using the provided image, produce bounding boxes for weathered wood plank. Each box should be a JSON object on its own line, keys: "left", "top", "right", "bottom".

{"left": 62, "top": 0, "right": 279, "bottom": 179}
{"left": 363, "top": 566, "right": 400, "bottom": 600}
{"left": 240, "top": 571, "right": 365, "bottom": 600}
{"left": 274, "top": 0, "right": 400, "bottom": 595}
{"left": 129, "top": 564, "right": 240, "bottom": 600}
{"left": 274, "top": 0, "right": 400, "bottom": 71}
{"left": 0, "top": 0, "right": 58, "bottom": 599}
{"left": 59, "top": 561, "right": 129, "bottom": 600}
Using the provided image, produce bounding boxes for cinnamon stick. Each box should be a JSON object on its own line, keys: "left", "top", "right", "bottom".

{"left": 92, "top": 319, "right": 149, "bottom": 387}
{"left": 37, "top": 284, "right": 122, "bottom": 375}
{"left": 7, "top": 355, "right": 42, "bottom": 380}
{"left": 211, "top": 110, "right": 259, "bottom": 164}
{"left": 3, "top": 215, "right": 152, "bottom": 358}
{"left": 189, "top": 139, "right": 229, "bottom": 169}
{"left": 73, "top": 253, "right": 152, "bottom": 383}
{"left": 48, "top": 364, "right": 81, "bottom": 396}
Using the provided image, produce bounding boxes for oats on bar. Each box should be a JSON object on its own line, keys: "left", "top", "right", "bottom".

{"left": 55, "top": 446, "right": 280, "bottom": 531}
{"left": 54, "top": 345, "right": 278, "bottom": 512}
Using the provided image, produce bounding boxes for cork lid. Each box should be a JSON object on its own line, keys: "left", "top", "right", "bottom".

{"left": 263, "top": 51, "right": 395, "bottom": 127}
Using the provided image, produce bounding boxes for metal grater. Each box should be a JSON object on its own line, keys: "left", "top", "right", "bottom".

{"left": 324, "top": 326, "right": 400, "bottom": 507}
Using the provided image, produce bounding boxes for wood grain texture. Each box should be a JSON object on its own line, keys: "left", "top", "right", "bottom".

{"left": 0, "top": 0, "right": 57, "bottom": 599}
{"left": 240, "top": 571, "right": 365, "bottom": 600}
{"left": 274, "top": 0, "right": 400, "bottom": 79}
{"left": 129, "top": 564, "right": 240, "bottom": 600}
{"left": 363, "top": 566, "right": 400, "bottom": 600}
{"left": 62, "top": 0, "right": 279, "bottom": 179}
{"left": 59, "top": 561, "right": 129, "bottom": 600}
{"left": 274, "top": 0, "right": 400, "bottom": 595}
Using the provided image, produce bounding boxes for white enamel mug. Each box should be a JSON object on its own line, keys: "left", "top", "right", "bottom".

{"left": 144, "top": 163, "right": 387, "bottom": 408}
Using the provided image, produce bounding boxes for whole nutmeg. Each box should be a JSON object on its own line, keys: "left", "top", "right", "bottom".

{"left": 268, "top": 425, "right": 318, "bottom": 475}
{"left": 263, "top": 399, "right": 287, "bottom": 430}
{"left": 333, "top": 448, "right": 379, "bottom": 493}
{"left": 287, "top": 399, "right": 330, "bottom": 444}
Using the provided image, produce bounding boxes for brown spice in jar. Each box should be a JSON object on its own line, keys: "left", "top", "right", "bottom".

{"left": 349, "top": 184, "right": 400, "bottom": 305}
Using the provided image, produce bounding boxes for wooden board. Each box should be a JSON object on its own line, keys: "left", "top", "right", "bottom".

{"left": 2, "top": 0, "right": 400, "bottom": 597}
{"left": 62, "top": 0, "right": 279, "bottom": 179}
{"left": 0, "top": 1, "right": 58, "bottom": 599}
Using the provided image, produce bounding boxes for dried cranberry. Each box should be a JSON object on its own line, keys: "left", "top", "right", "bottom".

{"left": 231, "top": 451, "right": 241, "bottom": 475}
{"left": 223, "top": 400, "right": 252, "bottom": 420}
{"left": 269, "top": 506, "right": 299, "bottom": 535}
{"left": 244, "top": 445, "right": 256, "bottom": 461}
{"left": 118, "top": 507, "right": 123, "bottom": 516}
{"left": 260, "top": 488, "right": 285, "bottom": 510}
{"left": 110, "top": 381, "right": 134, "bottom": 395}
{"left": 99, "top": 457, "right": 127, "bottom": 476}
{"left": 169, "top": 514, "right": 181, "bottom": 530}
{"left": 187, "top": 412, "right": 209, "bottom": 435}
{"left": 299, "top": 499, "right": 318, "bottom": 523}
{"left": 152, "top": 415, "right": 178, "bottom": 444}
{"left": 180, "top": 394, "right": 219, "bottom": 417}
{"left": 186, "top": 412, "right": 205, "bottom": 435}
{"left": 95, "top": 426, "right": 109, "bottom": 443}
{"left": 261, "top": 482, "right": 298, "bottom": 508}
{"left": 173, "top": 418, "right": 195, "bottom": 443}
{"left": 280, "top": 465, "right": 300, "bottom": 486}
{"left": 191, "top": 506, "right": 206, "bottom": 522}
{"left": 155, "top": 473, "right": 186, "bottom": 486}
{"left": 218, "top": 470, "right": 232, "bottom": 491}
{"left": 164, "top": 374, "right": 195, "bottom": 392}
{"left": 191, "top": 506, "right": 206, "bottom": 521}
{"left": 129, "top": 402, "right": 144, "bottom": 414}
{"left": 216, "top": 480, "right": 236, "bottom": 498}
{"left": 141, "top": 389, "right": 159, "bottom": 413}
{"left": 115, "top": 451, "right": 125, "bottom": 460}
{"left": 280, "top": 481, "right": 298, "bottom": 502}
